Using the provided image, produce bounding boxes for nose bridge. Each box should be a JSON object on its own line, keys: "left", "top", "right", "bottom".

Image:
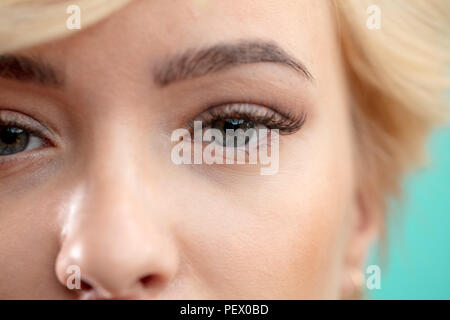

{"left": 55, "top": 128, "right": 179, "bottom": 298}
{"left": 79, "top": 112, "right": 156, "bottom": 225}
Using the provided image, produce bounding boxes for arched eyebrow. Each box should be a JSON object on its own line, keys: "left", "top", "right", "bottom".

{"left": 0, "top": 54, "right": 63, "bottom": 87}
{"left": 0, "top": 40, "right": 313, "bottom": 89}
{"left": 153, "top": 40, "right": 314, "bottom": 87}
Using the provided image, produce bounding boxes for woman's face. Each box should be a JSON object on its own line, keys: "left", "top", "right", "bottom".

{"left": 0, "top": 0, "right": 377, "bottom": 299}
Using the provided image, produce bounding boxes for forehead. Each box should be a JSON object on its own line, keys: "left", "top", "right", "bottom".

{"left": 24, "top": 0, "right": 335, "bottom": 73}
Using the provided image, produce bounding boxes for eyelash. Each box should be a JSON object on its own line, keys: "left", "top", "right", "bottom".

{"left": 189, "top": 102, "right": 307, "bottom": 134}
{"left": 0, "top": 120, "right": 47, "bottom": 141}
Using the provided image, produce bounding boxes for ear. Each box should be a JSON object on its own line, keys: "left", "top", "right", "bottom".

{"left": 340, "top": 184, "right": 382, "bottom": 299}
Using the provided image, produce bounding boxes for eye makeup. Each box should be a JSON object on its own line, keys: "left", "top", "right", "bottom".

{"left": 175, "top": 101, "right": 305, "bottom": 167}
{"left": 187, "top": 102, "right": 307, "bottom": 136}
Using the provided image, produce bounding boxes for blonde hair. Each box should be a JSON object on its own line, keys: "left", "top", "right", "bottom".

{"left": 333, "top": 0, "right": 450, "bottom": 211}
{"left": 0, "top": 0, "right": 129, "bottom": 53}
{"left": 0, "top": 0, "right": 449, "bottom": 210}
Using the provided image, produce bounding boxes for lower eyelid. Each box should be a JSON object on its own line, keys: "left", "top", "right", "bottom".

{"left": 0, "top": 147, "right": 55, "bottom": 176}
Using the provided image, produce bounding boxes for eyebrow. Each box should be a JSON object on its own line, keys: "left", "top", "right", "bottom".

{"left": 154, "top": 40, "right": 313, "bottom": 86}
{"left": 0, "top": 54, "right": 63, "bottom": 87}
{"left": 0, "top": 41, "right": 312, "bottom": 89}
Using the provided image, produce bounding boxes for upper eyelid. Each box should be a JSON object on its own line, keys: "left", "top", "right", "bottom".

{"left": 191, "top": 106, "right": 307, "bottom": 144}
{"left": 185, "top": 103, "right": 276, "bottom": 130}
{"left": 192, "top": 102, "right": 306, "bottom": 130}
{"left": 195, "top": 103, "right": 287, "bottom": 123}
{"left": 210, "top": 103, "right": 278, "bottom": 115}
{"left": 0, "top": 110, "right": 54, "bottom": 142}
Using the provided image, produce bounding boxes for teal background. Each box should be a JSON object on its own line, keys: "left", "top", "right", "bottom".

{"left": 365, "top": 127, "right": 450, "bottom": 299}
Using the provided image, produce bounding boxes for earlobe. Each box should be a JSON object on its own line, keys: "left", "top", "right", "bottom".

{"left": 341, "top": 267, "right": 365, "bottom": 300}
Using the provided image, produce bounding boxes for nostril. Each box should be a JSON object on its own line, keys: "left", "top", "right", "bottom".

{"left": 139, "top": 275, "right": 156, "bottom": 287}
{"left": 80, "top": 279, "right": 93, "bottom": 291}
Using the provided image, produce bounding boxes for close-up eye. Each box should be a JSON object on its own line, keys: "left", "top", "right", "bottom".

{"left": 0, "top": 112, "right": 50, "bottom": 157}
{"left": 191, "top": 103, "right": 307, "bottom": 148}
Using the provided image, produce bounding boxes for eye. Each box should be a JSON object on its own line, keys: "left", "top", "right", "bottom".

{"left": 0, "top": 125, "right": 45, "bottom": 156}
{"left": 0, "top": 110, "right": 51, "bottom": 157}
{"left": 190, "top": 102, "right": 306, "bottom": 148}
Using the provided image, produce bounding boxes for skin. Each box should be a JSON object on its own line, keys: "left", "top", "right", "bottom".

{"left": 0, "top": 0, "right": 379, "bottom": 299}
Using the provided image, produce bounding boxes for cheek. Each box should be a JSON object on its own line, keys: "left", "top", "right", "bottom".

{"left": 172, "top": 131, "right": 354, "bottom": 299}
{"left": 0, "top": 182, "right": 71, "bottom": 299}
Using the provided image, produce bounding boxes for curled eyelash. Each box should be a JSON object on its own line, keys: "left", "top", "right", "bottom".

{"left": 189, "top": 103, "right": 307, "bottom": 135}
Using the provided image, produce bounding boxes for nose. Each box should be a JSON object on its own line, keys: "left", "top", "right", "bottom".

{"left": 55, "top": 153, "right": 179, "bottom": 299}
